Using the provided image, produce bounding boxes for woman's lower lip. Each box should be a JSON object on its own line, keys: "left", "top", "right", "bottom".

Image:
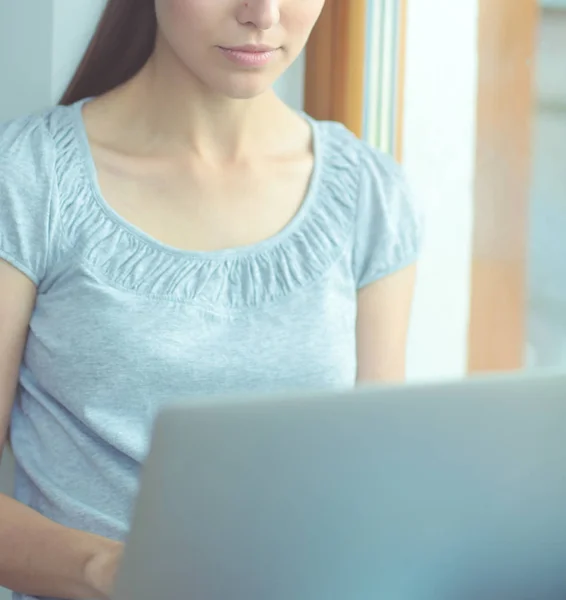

{"left": 218, "top": 47, "right": 278, "bottom": 67}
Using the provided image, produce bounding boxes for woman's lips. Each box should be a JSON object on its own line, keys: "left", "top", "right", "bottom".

{"left": 218, "top": 45, "right": 279, "bottom": 67}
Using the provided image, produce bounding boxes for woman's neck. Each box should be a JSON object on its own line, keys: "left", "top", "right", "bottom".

{"left": 92, "top": 45, "right": 295, "bottom": 164}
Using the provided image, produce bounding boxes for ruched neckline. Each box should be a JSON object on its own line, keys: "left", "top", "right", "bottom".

{"left": 45, "top": 99, "right": 360, "bottom": 308}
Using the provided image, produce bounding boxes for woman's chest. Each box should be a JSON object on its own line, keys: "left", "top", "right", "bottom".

{"left": 28, "top": 266, "right": 358, "bottom": 417}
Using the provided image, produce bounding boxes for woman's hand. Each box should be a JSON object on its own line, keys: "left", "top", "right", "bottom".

{"left": 84, "top": 539, "right": 125, "bottom": 600}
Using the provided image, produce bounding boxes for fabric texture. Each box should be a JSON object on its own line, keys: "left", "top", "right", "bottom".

{"left": 0, "top": 99, "right": 422, "bottom": 600}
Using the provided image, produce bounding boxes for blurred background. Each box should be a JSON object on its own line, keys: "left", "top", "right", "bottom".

{"left": 529, "top": 0, "right": 566, "bottom": 369}
{"left": 0, "top": 0, "right": 565, "bottom": 596}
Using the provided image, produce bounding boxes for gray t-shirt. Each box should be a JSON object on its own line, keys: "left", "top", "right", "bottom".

{"left": 1, "top": 100, "right": 421, "bottom": 600}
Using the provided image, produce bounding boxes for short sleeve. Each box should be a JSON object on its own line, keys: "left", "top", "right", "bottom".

{"left": 0, "top": 115, "right": 58, "bottom": 285}
{"left": 353, "top": 143, "right": 423, "bottom": 289}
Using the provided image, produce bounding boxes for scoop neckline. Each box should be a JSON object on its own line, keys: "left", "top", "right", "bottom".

{"left": 69, "top": 97, "right": 324, "bottom": 262}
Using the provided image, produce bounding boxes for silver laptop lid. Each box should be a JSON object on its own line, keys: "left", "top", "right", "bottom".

{"left": 115, "top": 371, "right": 566, "bottom": 600}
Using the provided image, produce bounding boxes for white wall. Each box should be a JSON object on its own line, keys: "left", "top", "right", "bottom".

{"left": 403, "top": 0, "right": 478, "bottom": 382}
{"left": 0, "top": 0, "right": 54, "bottom": 121}
{"left": 51, "top": 0, "right": 107, "bottom": 102}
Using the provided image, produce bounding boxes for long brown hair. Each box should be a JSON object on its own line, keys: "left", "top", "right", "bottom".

{"left": 59, "top": 0, "right": 158, "bottom": 105}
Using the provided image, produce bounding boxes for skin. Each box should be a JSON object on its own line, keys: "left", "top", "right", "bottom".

{"left": 0, "top": 0, "right": 416, "bottom": 597}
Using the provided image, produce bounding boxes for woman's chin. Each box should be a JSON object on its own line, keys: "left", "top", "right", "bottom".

{"left": 204, "top": 69, "right": 282, "bottom": 101}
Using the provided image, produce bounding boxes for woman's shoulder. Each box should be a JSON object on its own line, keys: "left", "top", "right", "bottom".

{"left": 0, "top": 108, "right": 61, "bottom": 221}
{"left": 310, "top": 117, "right": 406, "bottom": 188}
{"left": 0, "top": 105, "right": 73, "bottom": 284}
{"left": 310, "top": 116, "right": 423, "bottom": 287}
{"left": 0, "top": 105, "right": 72, "bottom": 176}
{"left": 310, "top": 115, "right": 417, "bottom": 216}
{"left": 0, "top": 102, "right": 84, "bottom": 204}
{"left": 0, "top": 104, "right": 65, "bottom": 137}
{"left": 1, "top": 110, "right": 48, "bottom": 158}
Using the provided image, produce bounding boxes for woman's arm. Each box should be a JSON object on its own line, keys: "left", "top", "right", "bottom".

{"left": 0, "top": 259, "right": 122, "bottom": 600}
{"left": 0, "top": 493, "right": 122, "bottom": 599}
{"left": 355, "top": 264, "right": 417, "bottom": 383}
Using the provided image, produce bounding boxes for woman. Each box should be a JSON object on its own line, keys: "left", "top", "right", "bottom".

{"left": 0, "top": 0, "right": 421, "bottom": 598}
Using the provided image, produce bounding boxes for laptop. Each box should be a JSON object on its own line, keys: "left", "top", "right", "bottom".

{"left": 114, "top": 370, "right": 566, "bottom": 600}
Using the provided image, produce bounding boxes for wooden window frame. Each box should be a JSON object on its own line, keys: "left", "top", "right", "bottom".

{"left": 304, "top": 0, "right": 407, "bottom": 159}
{"left": 468, "top": 0, "right": 538, "bottom": 373}
{"left": 305, "top": 0, "right": 538, "bottom": 374}
{"left": 304, "top": 0, "right": 368, "bottom": 138}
